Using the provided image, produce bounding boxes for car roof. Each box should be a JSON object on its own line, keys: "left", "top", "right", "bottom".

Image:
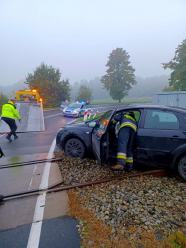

{"left": 113, "top": 104, "right": 186, "bottom": 113}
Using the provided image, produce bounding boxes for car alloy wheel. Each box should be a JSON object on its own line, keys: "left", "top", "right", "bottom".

{"left": 65, "top": 138, "right": 85, "bottom": 158}
{"left": 178, "top": 155, "right": 186, "bottom": 180}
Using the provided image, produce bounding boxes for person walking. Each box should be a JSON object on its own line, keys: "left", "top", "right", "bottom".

{"left": 0, "top": 146, "right": 4, "bottom": 158}
{"left": 111, "top": 111, "right": 137, "bottom": 171}
{"left": 1, "top": 99, "right": 21, "bottom": 142}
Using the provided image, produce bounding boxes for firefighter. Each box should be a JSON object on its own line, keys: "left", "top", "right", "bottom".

{"left": 1, "top": 99, "right": 21, "bottom": 142}
{"left": 111, "top": 111, "right": 137, "bottom": 171}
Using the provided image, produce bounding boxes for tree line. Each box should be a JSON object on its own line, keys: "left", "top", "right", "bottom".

{"left": 1, "top": 38, "right": 186, "bottom": 106}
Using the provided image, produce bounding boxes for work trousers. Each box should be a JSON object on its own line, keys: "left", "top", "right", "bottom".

{"left": 0, "top": 146, "right": 4, "bottom": 158}
{"left": 1, "top": 117, "right": 18, "bottom": 138}
{"left": 117, "top": 127, "right": 135, "bottom": 167}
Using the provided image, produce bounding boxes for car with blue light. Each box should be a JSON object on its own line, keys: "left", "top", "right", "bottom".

{"left": 62, "top": 102, "right": 85, "bottom": 117}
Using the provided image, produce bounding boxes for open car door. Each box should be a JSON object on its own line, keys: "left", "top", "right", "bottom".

{"left": 91, "top": 110, "right": 115, "bottom": 163}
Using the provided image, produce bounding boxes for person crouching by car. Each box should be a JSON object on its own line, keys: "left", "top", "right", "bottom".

{"left": 111, "top": 111, "right": 137, "bottom": 172}
{"left": 1, "top": 99, "right": 21, "bottom": 142}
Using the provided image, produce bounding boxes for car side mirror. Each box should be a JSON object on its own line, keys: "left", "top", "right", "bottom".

{"left": 88, "top": 121, "right": 97, "bottom": 128}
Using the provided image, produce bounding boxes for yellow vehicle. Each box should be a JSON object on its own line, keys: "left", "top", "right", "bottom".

{"left": 15, "top": 89, "right": 42, "bottom": 104}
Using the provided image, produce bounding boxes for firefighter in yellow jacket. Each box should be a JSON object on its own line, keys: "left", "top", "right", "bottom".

{"left": 1, "top": 99, "right": 21, "bottom": 142}
{"left": 111, "top": 112, "right": 137, "bottom": 171}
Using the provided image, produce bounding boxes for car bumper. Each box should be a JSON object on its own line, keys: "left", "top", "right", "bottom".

{"left": 63, "top": 112, "right": 79, "bottom": 117}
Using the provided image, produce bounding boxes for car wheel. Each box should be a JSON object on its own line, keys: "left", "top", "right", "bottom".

{"left": 177, "top": 155, "right": 186, "bottom": 180}
{"left": 65, "top": 138, "right": 85, "bottom": 158}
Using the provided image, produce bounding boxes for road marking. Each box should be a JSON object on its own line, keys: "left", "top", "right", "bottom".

{"left": 28, "top": 165, "right": 37, "bottom": 190}
{"left": 27, "top": 139, "right": 56, "bottom": 248}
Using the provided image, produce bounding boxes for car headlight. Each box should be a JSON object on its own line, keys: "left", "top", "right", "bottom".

{"left": 73, "top": 109, "right": 80, "bottom": 114}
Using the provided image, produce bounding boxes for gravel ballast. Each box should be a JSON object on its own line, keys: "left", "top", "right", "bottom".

{"left": 57, "top": 155, "right": 186, "bottom": 245}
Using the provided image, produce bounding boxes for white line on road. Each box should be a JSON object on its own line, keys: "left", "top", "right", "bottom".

{"left": 28, "top": 165, "right": 37, "bottom": 190}
{"left": 26, "top": 139, "right": 56, "bottom": 248}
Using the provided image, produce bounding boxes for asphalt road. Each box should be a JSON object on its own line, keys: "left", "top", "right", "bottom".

{"left": 0, "top": 109, "right": 80, "bottom": 248}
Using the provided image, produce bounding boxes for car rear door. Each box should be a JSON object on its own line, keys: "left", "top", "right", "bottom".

{"left": 91, "top": 110, "right": 114, "bottom": 162}
{"left": 136, "top": 108, "right": 185, "bottom": 167}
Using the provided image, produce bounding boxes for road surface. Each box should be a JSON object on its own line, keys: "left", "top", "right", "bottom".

{"left": 0, "top": 109, "right": 80, "bottom": 248}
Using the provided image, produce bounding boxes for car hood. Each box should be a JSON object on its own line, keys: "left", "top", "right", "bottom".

{"left": 64, "top": 107, "right": 75, "bottom": 111}
{"left": 64, "top": 107, "right": 81, "bottom": 111}
{"left": 65, "top": 122, "right": 93, "bottom": 131}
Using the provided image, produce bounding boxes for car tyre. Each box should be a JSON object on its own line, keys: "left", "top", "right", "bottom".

{"left": 177, "top": 155, "right": 186, "bottom": 180}
{"left": 65, "top": 138, "right": 85, "bottom": 158}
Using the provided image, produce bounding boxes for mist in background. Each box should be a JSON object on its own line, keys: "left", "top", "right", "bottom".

{"left": 0, "top": 0, "right": 185, "bottom": 98}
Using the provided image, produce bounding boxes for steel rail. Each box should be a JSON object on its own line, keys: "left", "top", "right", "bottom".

{"left": 0, "top": 157, "right": 63, "bottom": 169}
{"left": 1, "top": 169, "right": 168, "bottom": 202}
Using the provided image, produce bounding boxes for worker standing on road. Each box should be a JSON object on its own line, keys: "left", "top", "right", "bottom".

{"left": 1, "top": 99, "right": 21, "bottom": 142}
{"left": 111, "top": 112, "right": 137, "bottom": 171}
{"left": 0, "top": 146, "right": 4, "bottom": 158}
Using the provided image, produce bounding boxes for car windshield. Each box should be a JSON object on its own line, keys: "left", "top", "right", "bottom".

{"left": 81, "top": 105, "right": 91, "bottom": 110}
{"left": 68, "top": 103, "right": 82, "bottom": 108}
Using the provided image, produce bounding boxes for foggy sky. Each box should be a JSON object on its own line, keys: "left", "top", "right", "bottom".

{"left": 0, "top": 0, "right": 186, "bottom": 86}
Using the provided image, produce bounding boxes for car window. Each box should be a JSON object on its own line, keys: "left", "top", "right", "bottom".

{"left": 112, "top": 110, "right": 141, "bottom": 123}
{"left": 133, "top": 111, "right": 141, "bottom": 122}
{"left": 68, "top": 103, "right": 82, "bottom": 108}
{"left": 94, "top": 110, "right": 113, "bottom": 136}
{"left": 144, "top": 110, "right": 179, "bottom": 129}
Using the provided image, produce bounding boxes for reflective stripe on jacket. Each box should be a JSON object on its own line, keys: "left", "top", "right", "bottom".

{"left": 119, "top": 114, "right": 137, "bottom": 132}
{"left": 1, "top": 103, "right": 20, "bottom": 120}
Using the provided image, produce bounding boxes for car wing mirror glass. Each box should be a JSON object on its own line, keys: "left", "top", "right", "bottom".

{"left": 88, "top": 121, "right": 97, "bottom": 128}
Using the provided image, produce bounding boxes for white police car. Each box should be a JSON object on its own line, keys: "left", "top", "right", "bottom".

{"left": 62, "top": 102, "right": 85, "bottom": 117}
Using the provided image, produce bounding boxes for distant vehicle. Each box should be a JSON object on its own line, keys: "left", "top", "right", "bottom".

{"left": 56, "top": 104, "right": 186, "bottom": 180}
{"left": 62, "top": 102, "right": 85, "bottom": 117}
{"left": 60, "top": 103, "right": 67, "bottom": 110}
{"left": 15, "top": 89, "right": 42, "bottom": 105}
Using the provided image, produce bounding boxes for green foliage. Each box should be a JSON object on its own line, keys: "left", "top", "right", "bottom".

{"left": 163, "top": 39, "right": 186, "bottom": 90}
{"left": 165, "top": 231, "right": 186, "bottom": 248}
{"left": 26, "top": 63, "right": 70, "bottom": 107}
{"left": 76, "top": 85, "right": 92, "bottom": 101}
{"left": 101, "top": 48, "right": 136, "bottom": 103}
{"left": 162, "top": 86, "right": 175, "bottom": 92}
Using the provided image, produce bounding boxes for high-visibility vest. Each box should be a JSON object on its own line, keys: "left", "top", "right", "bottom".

{"left": 1, "top": 103, "right": 21, "bottom": 120}
{"left": 119, "top": 114, "right": 137, "bottom": 132}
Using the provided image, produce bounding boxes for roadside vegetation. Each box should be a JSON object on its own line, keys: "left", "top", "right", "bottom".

{"left": 163, "top": 39, "right": 186, "bottom": 91}
{"left": 26, "top": 63, "right": 70, "bottom": 108}
{"left": 101, "top": 48, "right": 136, "bottom": 103}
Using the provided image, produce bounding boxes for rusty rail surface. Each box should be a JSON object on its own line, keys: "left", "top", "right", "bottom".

{"left": 0, "top": 169, "right": 168, "bottom": 202}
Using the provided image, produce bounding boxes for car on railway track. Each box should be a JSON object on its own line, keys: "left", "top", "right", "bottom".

{"left": 56, "top": 105, "right": 186, "bottom": 180}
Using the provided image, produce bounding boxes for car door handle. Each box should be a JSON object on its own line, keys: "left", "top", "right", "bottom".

{"left": 172, "top": 135, "right": 179, "bottom": 138}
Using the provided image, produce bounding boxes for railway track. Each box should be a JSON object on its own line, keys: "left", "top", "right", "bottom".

{"left": 0, "top": 164, "right": 168, "bottom": 202}
{"left": 0, "top": 157, "right": 63, "bottom": 169}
